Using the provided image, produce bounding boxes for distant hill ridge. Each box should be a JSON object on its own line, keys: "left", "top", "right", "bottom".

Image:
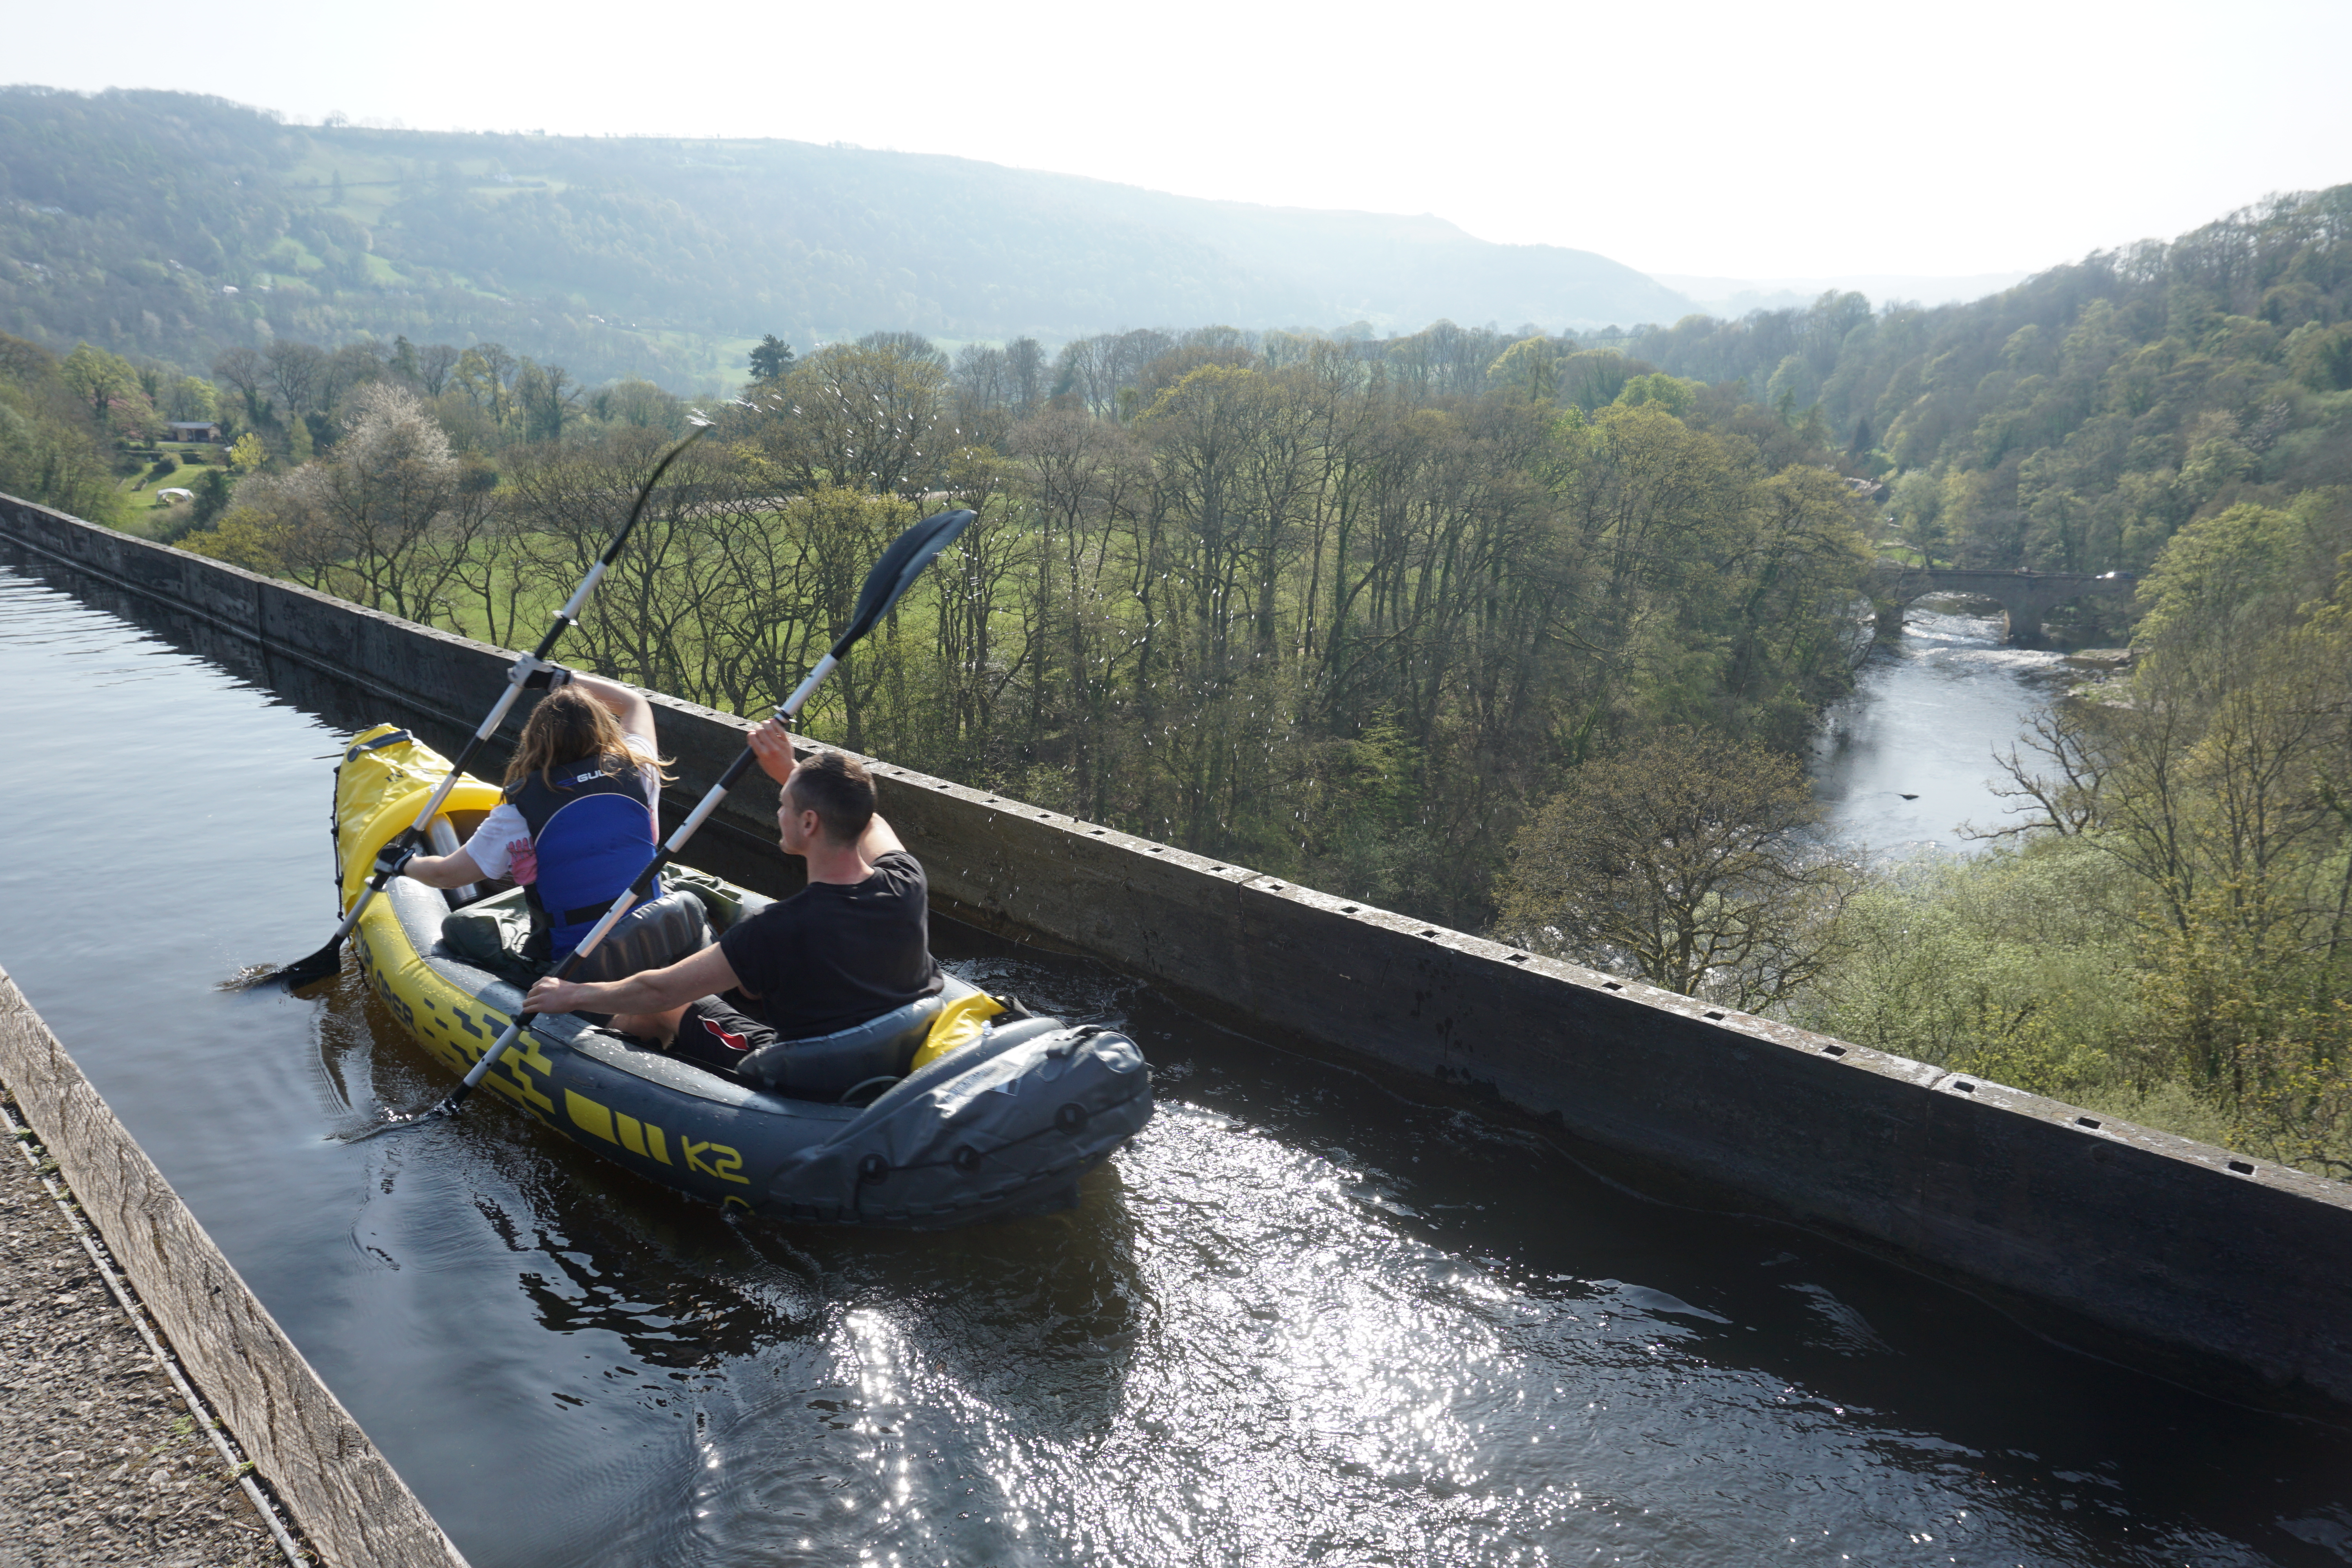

{"left": 0, "top": 86, "right": 1692, "bottom": 386}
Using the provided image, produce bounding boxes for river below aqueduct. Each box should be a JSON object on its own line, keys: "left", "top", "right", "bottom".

{"left": 1813, "top": 601, "right": 2083, "bottom": 853}
{"left": 2, "top": 549, "right": 2346, "bottom": 1568}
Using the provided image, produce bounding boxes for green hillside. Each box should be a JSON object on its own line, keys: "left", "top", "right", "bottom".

{"left": 1624, "top": 187, "right": 2352, "bottom": 579}
{"left": 0, "top": 86, "right": 1691, "bottom": 388}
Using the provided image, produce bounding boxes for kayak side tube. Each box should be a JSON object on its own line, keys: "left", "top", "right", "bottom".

{"left": 358, "top": 877, "right": 864, "bottom": 1214}
{"left": 768, "top": 1018, "right": 1156, "bottom": 1227}
{"left": 363, "top": 876, "right": 1153, "bottom": 1225}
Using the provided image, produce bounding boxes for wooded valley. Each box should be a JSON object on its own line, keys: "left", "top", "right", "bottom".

{"left": 4, "top": 162, "right": 2347, "bottom": 1177}
{"left": 0, "top": 86, "right": 1686, "bottom": 387}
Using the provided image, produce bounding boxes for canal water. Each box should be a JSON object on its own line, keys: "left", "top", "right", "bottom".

{"left": 1812, "top": 603, "right": 2082, "bottom": 854}
{"left": 3, "top": 552, "right": 2349, "bottom": 1568}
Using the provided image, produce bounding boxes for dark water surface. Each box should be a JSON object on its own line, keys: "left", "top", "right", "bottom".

{"left": 1812, "top": 605, "right": 2080, "bottom": 855}
{"left": 4, "top": 554, "right": 2349, "bottom": 1568}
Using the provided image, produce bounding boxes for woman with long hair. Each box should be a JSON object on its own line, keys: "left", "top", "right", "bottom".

{"left": 394, "top": 669, "right": 677, "bottom": 960}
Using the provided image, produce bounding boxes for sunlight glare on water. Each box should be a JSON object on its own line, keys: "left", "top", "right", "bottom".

{"left": 2, "top": 554, "right": 2347, "bottom": 1568}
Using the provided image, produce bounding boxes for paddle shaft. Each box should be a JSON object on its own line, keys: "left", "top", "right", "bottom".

{"left": 441, "top": 655, "right": 841, "bottom": 1109}
{"left": 301, "top": 430, "right": 708, "bottom": 974}
{"left": 428, "top": 503, "right": 975, "bottom": 1114}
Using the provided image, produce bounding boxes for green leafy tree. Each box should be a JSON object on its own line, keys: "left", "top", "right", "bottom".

{"left": 188, "top": 468, "right": 233, "bottom": 529}
{"left": 164, "top": 376, "right": 218, "bottom": 422}
{"left": 1945, "top": 491, "right": 2352, "bottom": 1171}
{"left": 1613, "top": 372, "right": 1700, "bottom": 418}
{"left": 453, "top": 344, "right": 518, "bottom": 427}
{"left": 0, "top": 333, "right": 121, "bottom": 522}
{"left": 748, "top": 335, "right": 796, "bottom": 382}
{"left": 1555, "top": 349, "right": 1642, "bottom": 411}
{"left": 1487, "top": 336, "right": 1560, "bottom": 402}
{"left": 59, "top": 343, "right": 139, "bottom": 425}
{"left": 589, "top": 379, "right": 688, "bottom": 435}
{"left": 1798, "top": 840, "right": 2151, "bottom": 1102}
{"left": 2286, "top": 321, "right": 2352, "bottom": 392}
{"left": 176, "top": 506, "right": 294, "bottom": 575}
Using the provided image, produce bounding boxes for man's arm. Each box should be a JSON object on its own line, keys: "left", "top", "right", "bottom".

{"left": 747, "top": 718, "right": 903, "bottom": 857}
{"left": 525, "top": 940, "right": 741, "bottom": 1019}
{"left": 859, "top": 808, "right": 906, "bottom": 859}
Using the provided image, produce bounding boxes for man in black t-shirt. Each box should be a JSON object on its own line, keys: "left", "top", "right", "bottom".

{"left": 526, "top": 725, "right": 941, "bottom": 1081}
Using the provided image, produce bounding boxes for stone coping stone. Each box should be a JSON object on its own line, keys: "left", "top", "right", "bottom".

{"left": 0, "top": 968, "right": 470, "bottom": 1568}
{"left": 2, "top": 1092, "right": 288, "bottom": 1565}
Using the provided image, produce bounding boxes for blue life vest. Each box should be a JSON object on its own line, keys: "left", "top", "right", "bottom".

{"left": 506, "top": 754, "right": 662, "bottom": 956}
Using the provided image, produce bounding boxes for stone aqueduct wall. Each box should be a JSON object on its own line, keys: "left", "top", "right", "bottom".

{"left": 5, "top": 490, "right": 2350, "bottom": 1416}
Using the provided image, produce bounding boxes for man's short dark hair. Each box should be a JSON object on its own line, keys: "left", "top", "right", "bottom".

{"left": 787, "top": 750, "right": 875, "bottom": 846}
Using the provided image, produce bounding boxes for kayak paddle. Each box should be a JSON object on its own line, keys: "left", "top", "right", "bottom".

{"left": 251, "top": 422, "right": 711, "bottom": 992}
{"left": 346, "top": 505, "right": 978, "bottom": 1134}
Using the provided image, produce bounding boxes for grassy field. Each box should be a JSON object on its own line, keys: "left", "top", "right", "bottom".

{"left": 112, "top": 445, "right": 220, "bottom": 537}
{"left": 400, "top": 508, "right": 968, "bottom": 734}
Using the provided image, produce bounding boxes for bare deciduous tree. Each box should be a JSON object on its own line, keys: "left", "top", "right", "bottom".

{"left": 1495, "top": 728, "right": 1857, "bottom": 1010}
{"left": 265, "top": 340, "right": 330, "bottom": 419}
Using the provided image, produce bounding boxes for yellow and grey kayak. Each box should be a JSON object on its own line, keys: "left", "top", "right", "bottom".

{"left": 331, "top": 724, "right": 1152, "bottom": 1225}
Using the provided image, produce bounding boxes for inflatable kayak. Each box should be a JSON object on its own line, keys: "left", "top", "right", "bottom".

{"left": 330, "top": 724, "right": 1153, "bottom": 1227}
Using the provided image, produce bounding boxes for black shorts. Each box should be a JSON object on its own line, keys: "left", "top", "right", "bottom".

{"left": 666, "top": 995, "right": 778, "bottom": 1076}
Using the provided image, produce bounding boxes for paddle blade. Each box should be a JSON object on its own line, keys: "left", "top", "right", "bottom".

{"left": 224, "top": 938, "right": 343, "bottom": 993}
{"left": 839, "top": 509, "right": 978, "bottom": 650}
{"left": 329, "top": 1100, "right": 456, "bottom": 1143}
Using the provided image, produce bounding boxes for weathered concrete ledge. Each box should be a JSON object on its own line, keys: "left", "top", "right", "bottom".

{"left": 0, "top": 967, "right": 471, "bottom": 1568}
{"left": 6, "top": 489, "right": 2350, "bottom": 1414}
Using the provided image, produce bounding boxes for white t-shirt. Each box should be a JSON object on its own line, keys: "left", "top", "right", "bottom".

{"left": 463, "top": 732, "right": 661, "bottom": 884}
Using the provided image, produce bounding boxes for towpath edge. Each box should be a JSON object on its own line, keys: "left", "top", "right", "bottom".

{"left": 0, "top": 967, "right": 471, "bottom": 1568}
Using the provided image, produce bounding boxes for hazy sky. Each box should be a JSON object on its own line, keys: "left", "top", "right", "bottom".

{"left": 14, "top": 0, "right": 2348, "bottom": 281}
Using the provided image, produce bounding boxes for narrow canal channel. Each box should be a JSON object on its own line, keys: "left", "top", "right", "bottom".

{"left": 3, "top": 550, "right": 2348, "bottom": 1568}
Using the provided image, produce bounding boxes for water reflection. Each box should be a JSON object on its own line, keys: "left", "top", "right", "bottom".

{"left": 4, "top": 550, "right": 2349, "bottom": 1568}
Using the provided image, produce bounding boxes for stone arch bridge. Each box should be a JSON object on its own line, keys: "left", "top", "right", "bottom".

{"left": 1871, "top": 564, "right": 2137, "bottom": 648}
